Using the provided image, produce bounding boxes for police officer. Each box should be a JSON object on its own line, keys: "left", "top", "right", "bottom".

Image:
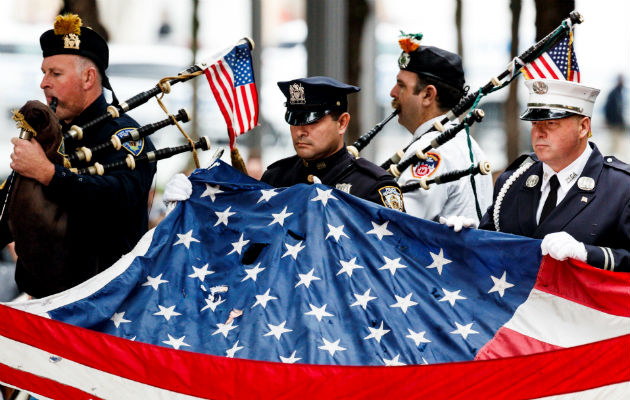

{"left": 0, "top": 14, "right": 156, "bottom": 297}
{"left": 475, "top": 78, "right": 630, "bottom": 272}
{"left": 390, "top": 34, "right": 492, "bottom": 222}
{"left": 164, "top": 77, "right": 405, "bottom": 211}
{"left": 261, "top": 76, "right": 404, "bottom": 210}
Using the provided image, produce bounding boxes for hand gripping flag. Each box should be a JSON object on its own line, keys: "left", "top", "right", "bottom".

{"left": 1, "top": 161, "right": 629, "bottom": 399}
{"left": 521, "top": 30, "right": 581, "bottom": 82}
{"left": 204, "top": 39, "right": 259, "bottom": 149}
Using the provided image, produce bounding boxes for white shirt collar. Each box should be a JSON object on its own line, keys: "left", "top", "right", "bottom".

{"left": 540, "top": 144, "right": 592, "bottom": 193}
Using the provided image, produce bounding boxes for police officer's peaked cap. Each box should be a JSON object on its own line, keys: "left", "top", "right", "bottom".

{"left": 521, "top": 79, "right": 600, "bottom": 121}
{"left": 277, "top": 76, "right": 360, "bottom": 126}
{"left": 40, "top": 14, "right": 114, "bottom": 93}
{"left": 398, "top": 45, "right": 465, "bottom": 95}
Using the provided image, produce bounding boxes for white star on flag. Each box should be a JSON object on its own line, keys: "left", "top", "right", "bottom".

{"left": 153, "top": 305, "right": 182, "bottom": 321}
{"left": 213, "top": 320, "right": 238, "bottom": 338}
{"left": 162, "top": 334, "right": 190, "bottom": 350}
{"left": 200, "top": 296, "right": 225, "bottom": 312}
{"left": 450, "top": 322, "right": 479, "bottom": 340}
{"left": 225, "top": 340, "right": 244, "bottom": 358}
{"left": 141, "top": 273, "right": 168, "bottom": 290}
{"left": 242, "top": 263, "right": 265, "bottom": 282}
{"left": 280, "top": 350, "right": 301, "bottom": 364}
{"left": 282, "top": 241, "right": 305, "bottom": 260}
{"left": 406, "top": 329, "right": 431, "bottom": 346}
{"left": 390, "top": 292, "right": 418, "bottom": 314}
{"left": 310, "top": 187, "right": 337, "bottom": 206}
{"left": 200, "top": 183, "right": 223, "bottom": 202}
{"left": 337, "top": 257, "right": 365, "bottom": 277}
{"left": 295, "top": 268, "right": 321, "bottom": 288}
{"left": 269, "top": 206, "right": 293, "bottom": 226}
{"left": 425, "top": 248, "right": 452, "bottom": 275}
{"left": 318, "top": 337, "right": 346, "bottom": 357}
{"left": 110, "top": 312, "right": 131, "bottom": 328}
{"left": 257, "top": 189, "right": 278, "bottom": 203}
{"left": 228, "top": 233, "right": 250, "bottom": 255}
{"left": 488, "top": 271, "right": 515, "bottom": 297}
{"left": 364, "top": 321, "right": 390, "bottom": 343}
{"left": 188, "top": 263, "right": 214, "bottom": 281}
{"left": 304, "top": 303, "right": 333, "bottom": 322}
{"left": 350, "top": 288, "right": 377, "bottom": 310}
{"left": 214, "top": 206, "right": 236, "bottom": 226}
{"left": 382, "top": 354, "right": 406, "bottom": 366}
{"left": 366, "top": 220, "right": 393, "bottom": 240}
{"left": 439, "top": 288, "right": 467, "bottom": 307}
{"left": 252, "top": 288, "right": 278, "bottom": 309}
{"left": 264, "top": 320, "right": 293, "bottom": 340}
{"left": 325, "top": 224, "right": 349, "bottom": 242}
{"left": 379, "top": 256, "right": 408, "bottom": 275}
{"left": 173, "top": 230, "right": 199, "bottom": 249}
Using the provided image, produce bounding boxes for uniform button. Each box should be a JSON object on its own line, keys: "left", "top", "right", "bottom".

{"left": 607, "top": 157, "right": 613, "bottom": 162}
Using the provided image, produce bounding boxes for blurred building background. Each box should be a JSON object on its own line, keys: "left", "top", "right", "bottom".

{"left": 0, "top": 0, "right": 627, "bottom": 193}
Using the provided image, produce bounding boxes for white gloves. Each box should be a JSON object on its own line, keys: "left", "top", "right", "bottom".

{"left": 541, "top": 232, "right": 587, "bottom": 262}
{"left": 163, "top": 173, "right": 192, "bottom": 203}
{"left": 439, "top": 215, "right": 478, "bottom": 232}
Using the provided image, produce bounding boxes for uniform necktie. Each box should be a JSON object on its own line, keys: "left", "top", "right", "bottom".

{"left": 539, "top": 174, "right": 560, "bottom": 224}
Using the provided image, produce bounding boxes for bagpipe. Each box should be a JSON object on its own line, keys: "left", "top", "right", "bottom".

{"left": 347, "top": 11, "right": 583, "bottom": 188}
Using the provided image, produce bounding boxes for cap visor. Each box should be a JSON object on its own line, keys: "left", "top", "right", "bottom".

{"left": 284, "top": 110, "right": 330, "bottom": 126}
{"left": 520, "top": 108, "right": 579, "bottom": 121}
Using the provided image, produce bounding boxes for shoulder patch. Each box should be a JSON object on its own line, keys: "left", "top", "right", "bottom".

{"left": 115, "top": 128, "right": 144, "bottom": 156}
{"left": 603, "top": 155, "right": 630, "bottom": 175}
{"left": 411, "top": 152, "right": 440, "bottom": 178}
{"left": 378, "top": 186, "right": 404, "bottom": 211}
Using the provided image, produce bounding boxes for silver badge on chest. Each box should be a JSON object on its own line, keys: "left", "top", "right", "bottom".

{"left": 577, "top": 176, "right": 595, "bottom": 191}
{"left": 336, "top": 183, "right": 352, "bottom": 193}
{"left": 525, "top": 175, "right": 539, "bottom": 188}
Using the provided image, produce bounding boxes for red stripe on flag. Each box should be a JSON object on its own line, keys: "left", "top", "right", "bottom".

{"left": 535, "top": 257, "right": 630, "bottom": 317}
{"left": 475, "top": 326, "right": 563, "bottom": 360}
{"left": 530, "top": 60, "right": 548, "bottom": 79}
{"left": 240, "top": 85, "right": 252, "bottom": 130}
{"left": 205, "top": 65, "right": 236, "bottom": 147}
{"left": 1, "top": 304, "right": 629, "bottom": 399}
{"left": 0, "top": 363, "right": 103, "bottom": 400}
{"left": 538, "top": 56, "right": 559, "bottom": 80}
{"left": 521, "top": 66, "right": 534, "bottom": 80}
{"left": 251, "top": 84, "right": 259, "bottom": 126}
{"left": 217, "top": 61, "right": 245, "bottom": 134}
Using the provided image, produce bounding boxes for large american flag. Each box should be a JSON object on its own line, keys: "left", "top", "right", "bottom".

{"left": 1, "top": 161, "right": 629, "bottom": 398}
{"left": 204, "top": 41, "right": 259, "bottom": 149}
{"left": 521, "top": 33, "right": 581, "bottom": 82}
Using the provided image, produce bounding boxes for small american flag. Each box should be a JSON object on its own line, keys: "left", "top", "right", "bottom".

{"left": 521, "top": 32, "right": 580, "bottom": 82}
{"left": 205, "top": 42, "right": 259, "bottom": 149}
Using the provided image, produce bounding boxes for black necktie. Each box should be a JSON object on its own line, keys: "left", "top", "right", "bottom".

{"left": 539, "top": 175, "right": 560, "bottom": 223}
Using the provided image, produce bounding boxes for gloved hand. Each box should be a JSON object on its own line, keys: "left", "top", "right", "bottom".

{"left": 438, "top": 215, "right": 478, "bottom": 232}
{"left": 541, "top": 231, "right": 587, "bottom": 262}
{"left": 163, "top": 173, "right": 192, "bottom": 203}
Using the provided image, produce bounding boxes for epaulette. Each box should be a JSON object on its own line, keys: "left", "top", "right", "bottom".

{"left": 265, "top": 155, "right": 299, "bottom": 171}
{"left": 603, "top": 155, "right": 630, "bottom": 175}
{"left": 504, "top": 153, "right": 537, "bottom": 172}
{"left": 352, "top": 158, "right": 391, "bottom": 179}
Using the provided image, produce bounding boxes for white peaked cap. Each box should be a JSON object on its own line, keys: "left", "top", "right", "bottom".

{"left": 521, "top": 79, "right": 600, "bottom": 121}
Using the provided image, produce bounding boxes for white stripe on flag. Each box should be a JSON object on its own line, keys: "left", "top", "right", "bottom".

{"left": 0, "top": 335, "right": 204, "bottom": 399}
{"left": 536, "top": 381, "right": 630, "bottom": 399}
{"left": 216, "top": 62, "right": 239, "bottom": 131}
{"left": 244, "top": 85, "right": 256, "bottom": 129}
{"left": 208, "top": 63, "right": 238, "bottom": 132}
{"left": 540, "top": 53, "right": 566, "bottom": 79}
{"left": 504, "top": 289, "right": 630, "bottom": 347}
{"left": 234, "top": 85, "right": 248, "bottom": 134}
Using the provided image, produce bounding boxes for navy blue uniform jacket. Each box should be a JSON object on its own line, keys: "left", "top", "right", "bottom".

{"left": 261, "top": 148, "right": 404, "bottom": 211}
{"left": 0, "top": 94, "right": 156, "bottom": 297}
{"left": 479, "top": 143, "right": 630, "bottom": 272}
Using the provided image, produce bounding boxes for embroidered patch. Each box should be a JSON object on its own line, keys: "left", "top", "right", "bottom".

{"left": 410, "top": 152, "right": 440, "bottom": 179}
{"left": 336, "top": 183, "right": 352, "bottom": 193}
{"left": 57, "top": 139, "right": 66, "bottom": 157}
{"left": 379, "top": 186, "right": 404, "bottom": 211}
{"left": 115, "top": 128, "right": 144, "bottom": 156}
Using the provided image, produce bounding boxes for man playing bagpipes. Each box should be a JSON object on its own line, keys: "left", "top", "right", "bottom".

{"left": 0, "top": 14, "right": 156, "bottom": 298}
